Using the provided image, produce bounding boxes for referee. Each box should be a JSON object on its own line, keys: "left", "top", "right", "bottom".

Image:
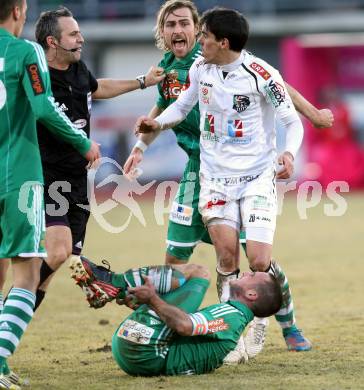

{"left": 33, "top": 6, "right": 165, "bottom": 310}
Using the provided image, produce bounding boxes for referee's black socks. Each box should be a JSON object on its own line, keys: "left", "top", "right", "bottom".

{"left": 33, "top": 260, "right": 56, "bottom": 311}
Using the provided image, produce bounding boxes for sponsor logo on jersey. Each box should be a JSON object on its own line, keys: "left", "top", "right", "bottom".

{"left": 227, "top": 119, "right": 244, "bottom": 137}
{"left": 200, "top": 81, "right": 213, "bottom": 88}
{"left": 207, "top": 318, "right": 229, "bottom": 333}
{"left": 249, "top": 62, "right": 271, "bottom": 80}
{"left": 169, "top": 202, "right": 193, "bottom": 226}
{"left": 232, "top": 94, "right": 250, "bottom": 113}
{"left": 162, "top": 69, "right": 183, "bottom": 99}
{"left": 26, "top": 63, "right": 45, "bottom": 95}
{"left": 265, "top": 80, "right": 285, "bottom": 107}
{"left": 204, "top": 114, "right": 215, "bottom": 133}
{"left": 73, "top": 118, "right": 87, "bottom": 129}
{"left": 117, "top": 319, "right": 155, "bottom": 344}
{"left": 201, "top": 85, "right": 212, "bottom": 104}
{"left": 202, "top": 132, "right": 252, "bottom": 145}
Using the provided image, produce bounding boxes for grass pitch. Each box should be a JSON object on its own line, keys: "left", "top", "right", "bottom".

{"left": 6, "top": 193, "right": 364, "bottom": 389}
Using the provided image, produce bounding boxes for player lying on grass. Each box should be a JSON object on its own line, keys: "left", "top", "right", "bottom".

{"left": 70, "top": 255, "right": 282, "bottom": 374}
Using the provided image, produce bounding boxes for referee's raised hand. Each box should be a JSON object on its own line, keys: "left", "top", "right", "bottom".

{"left": 145, "top": 66, "right": 165, "bottom": 87}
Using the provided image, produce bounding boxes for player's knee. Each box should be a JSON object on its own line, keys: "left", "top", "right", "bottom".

{"left": 248, "top": 254, "right": 271, "bottom": 272}
{"left": 165, "top": 253, "right": 189, "bottom": 265}
{"left": 189, "top": 264, "right": 211, "bottom": 281}
{"left": 47, "top": 244, "right": 71, "bottom": 268}
{"left": 166, "top": 245, "right": 194, "bottom": 264}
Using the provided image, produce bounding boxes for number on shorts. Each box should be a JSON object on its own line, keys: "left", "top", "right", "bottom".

{"left": 0, "top": 58, "right": 7, "bottom": 111}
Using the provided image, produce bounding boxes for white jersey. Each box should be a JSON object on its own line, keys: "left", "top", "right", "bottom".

{"left": 158, "top": 51, "right": 300, "bottom": 178}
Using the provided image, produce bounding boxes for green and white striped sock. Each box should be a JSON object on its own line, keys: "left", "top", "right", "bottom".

{"left": 0, "top": 288, "right": 35, "bottom": 369}
{"left": 269, "top": 261, "right": 298, "bottom": 335}
{"left": 0, "top": 291, "right": 8, "bottom": 375}
{"left": 112, "top": 265, "right": 186, "bottom": 295}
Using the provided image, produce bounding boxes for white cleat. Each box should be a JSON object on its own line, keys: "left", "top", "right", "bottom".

{"left": 223, "top": 335, "right": 248, "bottom": 365}
{"left": 0, "top": 374, "right": 20, "bottom": 390}
{"left": 244, "top": 317, "right": 269, "bottom": 359}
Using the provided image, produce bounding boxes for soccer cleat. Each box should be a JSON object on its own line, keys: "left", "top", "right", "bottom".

{"left": 284, "top": 329, "right": 312, "bottom": 351}
{"left": 0, "top": 375, "right": 20, "bottom": 390}
{"left": 5, "top": 371, "right": 29, "bottom": 387}
{"left": 69, "top": 255, "right": 123, "bottom": 309}
{"left": 244, "top": 317, "right": 269, "bottom": 358}
{"left": 223, "top": 334, "right": 248, "bottom": 365}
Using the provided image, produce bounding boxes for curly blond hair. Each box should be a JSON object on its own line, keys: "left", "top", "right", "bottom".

{"left": 154, "top": 0, "right": 200, "bottom": 51}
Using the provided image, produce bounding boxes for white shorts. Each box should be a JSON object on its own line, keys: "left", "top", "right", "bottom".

{"left": 199, "top": 167, "right": 277, "bottom": 244}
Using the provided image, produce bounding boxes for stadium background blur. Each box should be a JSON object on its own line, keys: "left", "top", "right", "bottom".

{"left": 23, "top": 0, "right": 364, "bottom": 186}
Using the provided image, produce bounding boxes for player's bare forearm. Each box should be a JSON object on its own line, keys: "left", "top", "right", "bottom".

{"left": 92, "top": 79, "right": 141, "bottom": 99}
{"left": 148, "top": 294, "right": 193, "bottom": 336}
{"left": 128, "top": 276, "right": 193, "bottom": 336}
{"left": 285, "top": 82, "right": 334, "bottom": 128}
{"left": 93, "top": 67, "right": 165, "bottom": 99}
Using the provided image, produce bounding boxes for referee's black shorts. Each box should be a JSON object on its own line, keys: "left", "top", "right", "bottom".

{"left": 44, "top": 175, "right": 90, "bottom": 255}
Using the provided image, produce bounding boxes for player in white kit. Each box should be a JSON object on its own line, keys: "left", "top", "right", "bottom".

{"left": 135, "top": 7, "right": 310, "bottom": 359}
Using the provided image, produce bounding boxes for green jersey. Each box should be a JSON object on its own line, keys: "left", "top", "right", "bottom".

{"left": 112, "top": 276, "right": 253, "bottom": 377}
{"left": 0, "top": 28, "right": 91, "bottom": 193}
{"left": 165, "top": 301, "right": 254, "bottom": 375}
{"left": 157, "top": 43, "right": 201, "bottom": 157}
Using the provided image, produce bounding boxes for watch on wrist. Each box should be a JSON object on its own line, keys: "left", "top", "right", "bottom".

{"left": 136, "top": 75, "right": 146, "bottom": 89}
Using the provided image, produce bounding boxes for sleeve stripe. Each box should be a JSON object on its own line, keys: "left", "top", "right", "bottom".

{"left": 26, "top": 40, "right": 47, "bottom": 73}
{"left": 189, "top": 312, "right": 209, "bottom": 335}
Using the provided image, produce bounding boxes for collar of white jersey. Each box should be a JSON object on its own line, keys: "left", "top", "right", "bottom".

{"left": 218, "top": 50, "right": 245, "bottom": 72}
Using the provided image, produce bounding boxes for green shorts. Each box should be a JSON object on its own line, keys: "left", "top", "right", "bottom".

{"left": 167, "top": 157, "right": 210, "bottom": 260}
{"left": 0, "top": 183, "right": 46, "bottom": 258}
{"left": 111, "top": 278, "right": 209, "bottom": 376}
{"left": 166, "top": 156, "right": 247, "bottom": 260}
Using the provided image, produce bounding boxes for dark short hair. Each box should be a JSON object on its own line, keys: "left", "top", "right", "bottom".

{"left": 250, "top": 274, "right": 282, "bottom": 317}
{"left": 0, "top": 0, "right": 23, "bottom": 23}
{"left": 35, "top": 6, "right": 73, "bottom": 50}
{"left": 200, "top": 7, "right": 249, "bottom": 52}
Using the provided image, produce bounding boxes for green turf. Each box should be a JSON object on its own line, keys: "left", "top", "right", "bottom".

{"left": 5, "top": 193, "right": 364, "bottom": 389}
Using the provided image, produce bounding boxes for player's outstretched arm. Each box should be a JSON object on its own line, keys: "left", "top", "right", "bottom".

{"left": 123, "top": 106, "right": 163, "bottom": 175}
{"left": 92, "top": 66, "right": 165, "bottom": 99}
{"left": 128, "top": 276, "right": 193, "bottom": 336}
{"left": 134, "top": 115, "right": 162, "bottom": 135}
{"left": 285, "top": 82, "right": 334, "bottom": 128}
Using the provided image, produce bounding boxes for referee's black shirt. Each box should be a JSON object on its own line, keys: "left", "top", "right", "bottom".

{"left": 37, "top": 60, "right": 98, "bottom": 190}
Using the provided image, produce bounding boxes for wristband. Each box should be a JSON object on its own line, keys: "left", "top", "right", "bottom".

{"left": 136, "top": 75, "right": 146, "bottom": 89}
{"left": 134, "top": 140, "right": 148, "bottom": 152}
